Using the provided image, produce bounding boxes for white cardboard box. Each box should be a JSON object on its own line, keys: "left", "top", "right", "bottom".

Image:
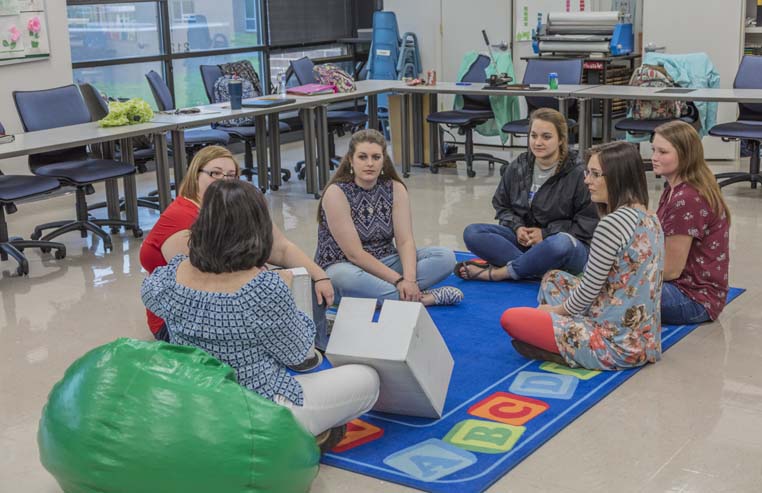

{"left": 325, "top": 297, "right": 454, "bottom": 418}
{"left": 286, "top": 267, "right": 312, "bottom": 320}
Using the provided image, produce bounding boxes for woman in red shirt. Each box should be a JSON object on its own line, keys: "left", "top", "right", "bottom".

{"left": 140, "top": 146, "right": 334, "bottom": 353}
{"left": 652, "top": 121, "right": 731, "bottom": 325}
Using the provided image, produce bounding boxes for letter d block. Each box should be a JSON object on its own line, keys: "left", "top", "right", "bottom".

{"left": 444, "top": 419, "right": 525, "bottom": 454}
{"left": 326, "top": 298, "right": 454, "bottom": 418}
{"left": 509, "top": 371, "right": 579, "bottom": 400}
{"left": 468, "top": 392, "right": 549, "bottom": 426}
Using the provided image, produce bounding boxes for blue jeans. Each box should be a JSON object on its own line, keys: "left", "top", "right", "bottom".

{"left": 661, "top": 282, "right": 710, "bottom": 325}
{"left": 325, "top": 247, "right": 456, "bottom": 304}
{"left": 463, "top": 223, "right": 589, "bottom": 279}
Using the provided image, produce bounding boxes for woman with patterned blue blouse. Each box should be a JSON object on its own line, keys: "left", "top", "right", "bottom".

{"left": 316, "top": 129, "right": 463, "bottom": 306}
{"left": 141, "top": 180, "right": 379, "bottom": 450}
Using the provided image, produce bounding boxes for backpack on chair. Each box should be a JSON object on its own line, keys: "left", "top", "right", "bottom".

{"left": 629, "top": 64, "right": 688, "bottom": 120}
{"left": 313, "top": 64, "right": 356, "bottom": 93}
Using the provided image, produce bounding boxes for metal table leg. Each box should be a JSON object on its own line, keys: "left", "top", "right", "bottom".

{"left": 300, "top": 107, "right": 319, "bottom": 198}
{"left": 577, "top": 97, "right": 592, "bottom": 156}
{"left": 255, "top": 114, "right": 269, "bottom": 193}
{"left": 400, "top": 93, "right": 411, "bottom": 178}
{"left": 267, "top": 113, "right": 282, "bottom": 190}
{"left": 602, "top": 99, "right": 612, "bottom": 142}
{"left": 171, "top": 129, "right": 187, "bottom": 188}
{"left": 153, "top": 132, "right": 172, "bottom": 211}
{"left": 428, "top": 93, "right": 439, "bottom": 164}
{"left": 119, "top": 137, "right": 140, "bottom": 233}
{"left": 558, "top": 97, "right": 568, "bottom": 119}
{"left": 315, "top": 106, "right": 331, "bottom": 193}
{"left": 367, "top": 94, "right": 378, "bottom": 131}
{"left": 412, "top": 93, "right": 423, "bottom": 166}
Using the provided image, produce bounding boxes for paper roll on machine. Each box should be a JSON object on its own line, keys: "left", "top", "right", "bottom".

{"left": 532, "top": 11, "right": 633, "bottom": 57}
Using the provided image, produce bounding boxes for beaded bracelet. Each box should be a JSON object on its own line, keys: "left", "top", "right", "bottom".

{"left": 393, "top": 276, "right": 405, "bottom": 287}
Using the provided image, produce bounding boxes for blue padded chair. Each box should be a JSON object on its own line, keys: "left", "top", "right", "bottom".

{"left": 289, "top": 56, "right": 369, "bottom": 179}
{"left": 501, "top": 58, "right": 583, "bottom": 136}
{"left": 0, "top": 122, "right": 66, "bottom": 276}
{"left": 709, "top": 55, "right": 762, "bottom": 189}
{"left": 13, "top": 85, "right": 141, "bottom": 251}
{"left": 427, "top": 54, "right": 511, "bottom": 177}
{"left": 199, "top": 64, "right": 291, "bottom": 182}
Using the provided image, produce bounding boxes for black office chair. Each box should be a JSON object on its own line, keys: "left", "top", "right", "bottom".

{"left": 13, "top": 85, "right": 141, "bottom": 251}
{"left": 427, "top": 54, "right": 510, "bottom": 177}
{"left": 709, "top": 55, "right": 762, "bottom": 189}
{"left": 289, "top": 56, "right": 369, "bottom": 180}
{"left": 199, "top": 64, "right": 291, "bottom": 182}
{"left": 501, "top": 58, "right": 583, "bottom": 137}
{"left": 0, "top": 123, "right": 66, "bottom": 276}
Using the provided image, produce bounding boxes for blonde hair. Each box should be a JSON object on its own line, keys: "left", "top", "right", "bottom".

{"left": 654, "top": 120, "right": 731, "bottom": 224}
{"left": 316, "top": 129, "right": 405, "bottom": 222}
{"left": 177, "top": 145, "right": 240, "bottom": 202}
{"left": 529, "top": 107, "right": 569, "bottom": 167}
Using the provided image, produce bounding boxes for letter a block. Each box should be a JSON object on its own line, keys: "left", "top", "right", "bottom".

{"left": 383, "top": 438, "right": 477, "bottom": 481}
{"left": 468, "top": 392, "right": 549, "bottom": 426}
{"left": 331, "top": 419, "right": 384, "bottom": 453}
{"left": 509, "top": 371, "right": 579, "bottom": 400}
{"left": 326, "top": 298, "right": 454, "bottom": 418}
{"left": 444, "top": 419, "right": 525, "bottom": 454}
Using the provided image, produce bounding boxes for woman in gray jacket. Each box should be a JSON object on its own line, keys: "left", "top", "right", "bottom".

{"left": 457, "top": 108, "right": 599, "bottom": 281}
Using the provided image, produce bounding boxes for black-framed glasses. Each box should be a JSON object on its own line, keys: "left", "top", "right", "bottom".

{"left": 584, "top": 169, "right": 605, "bottom": 179}
{"left": 198, "top": 169, "right": 239, "bottom": 180}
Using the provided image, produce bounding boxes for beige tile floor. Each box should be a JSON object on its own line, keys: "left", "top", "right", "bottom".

{"left": 2, "top": 139, "right": 762, "bottom": 492}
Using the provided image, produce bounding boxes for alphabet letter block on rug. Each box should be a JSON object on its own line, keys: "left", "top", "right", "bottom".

{"left": 326, "top": 298, "right": 454, "bottom": 418}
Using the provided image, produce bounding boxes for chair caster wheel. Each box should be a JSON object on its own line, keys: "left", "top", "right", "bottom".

{"left": 110, "top": 227, "right": 120, "bottom": 234}
{"left": 271, "top": 185, "right": 279, "bottom": 191}
{"left": 132, "top": 228, "right": 144, "bottom": 239}
{"left": 430, "top": 166, "right": 439, "bottom": 174}
{"left": 313, "top": 193, "right": 321, "bottom": 200}
{"left": 40, "top": 247, "right": 51, "bottom": 254}
{"left": 54, "top": 249, "right": 66, "bottom": 260}
{"left": 31, "top": 232, "right": 41, "bottom": 241}
{"left": 281, "top": 169, "right": 291, "bottom": 182}
{"left": 403, "top": 173, "right": 410, "bottom": 178}
{"left": 298, "top": 169, "right": 306, "bottom": 180}
{"left": 17, "top": 262, "right": 28, "bottom": 276}
{"left": 467, "top": 170, "right": 476, "bottom": 178}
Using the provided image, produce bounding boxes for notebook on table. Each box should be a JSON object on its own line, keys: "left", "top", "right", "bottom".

{"left": 287, "top": 84, "right": 336, "bottom": 96}
{"left": 241, "top": 97, "right": 297, "bottom": 108}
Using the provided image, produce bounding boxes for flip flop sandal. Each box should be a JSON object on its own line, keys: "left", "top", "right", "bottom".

{"left": 423, "top": 286, "right": 464, "bottom": 306}
{"left": 453, "top": 259, "right": 494, "bottom": 281}
{"left": 511, "top": 340, "right": 567, "bottom": 366}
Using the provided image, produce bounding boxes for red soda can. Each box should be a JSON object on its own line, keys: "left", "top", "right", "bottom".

{"left": 431, "top": 70, "right": 437, "bottom": 85}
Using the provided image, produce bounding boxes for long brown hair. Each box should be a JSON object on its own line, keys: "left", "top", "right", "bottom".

{"left": 529, "top": 107, "right": 569, "bottom": 167}
{"left": 177, "top": 145, "right": 240, "bottom": 202}
{"left": 654, "top": 120, "right": 731, "bottom": 224}
{"left": 586, "top": 141, "right": 649, "bottom": 216}
{"left": 316, "top": 129, "right": 405, "bottom": 221}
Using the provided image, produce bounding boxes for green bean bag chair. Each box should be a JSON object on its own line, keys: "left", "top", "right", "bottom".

{"left": 38, "top": 338, "right": 319, "bottom": 493}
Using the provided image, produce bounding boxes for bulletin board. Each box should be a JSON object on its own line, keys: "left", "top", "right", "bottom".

{"left": 0, "top": 0, "right": 49, "bottom": 65}
{"left": 515, "top": 0, "right": 589, "bottom": 42}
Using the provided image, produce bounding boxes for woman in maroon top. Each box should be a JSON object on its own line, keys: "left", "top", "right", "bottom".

{"left": 652, "top": 121, "right": 731, "bottom": 324}
{"left": 140, "top": 146, "right": 334, "bottom": 355}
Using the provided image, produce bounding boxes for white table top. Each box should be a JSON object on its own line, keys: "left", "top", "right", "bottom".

{"left": 0, "top": 121, "right": 175, "bottom": 160}
{"left": 573, "top": 85, "right": 762, "bottom": 103}
{"left": 394, "top": 82, "right": 593, "bottom": 98}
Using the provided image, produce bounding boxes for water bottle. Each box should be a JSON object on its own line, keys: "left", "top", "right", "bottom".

{"left": 548, "top": 72, "right": 559, "bottom": 90}
{"left": 279, "top": 71, "right": 288, "bottom": 98}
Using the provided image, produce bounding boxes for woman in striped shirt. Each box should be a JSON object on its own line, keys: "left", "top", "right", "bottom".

{"left": 500, "top": 141, "right": 665, "bottom": 370}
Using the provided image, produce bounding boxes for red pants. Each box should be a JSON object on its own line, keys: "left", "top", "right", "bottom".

{"left": 500, "top": 307, "right": 560, "bottom": 354}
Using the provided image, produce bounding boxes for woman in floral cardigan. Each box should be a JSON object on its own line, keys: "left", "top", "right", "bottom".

{"left": 500, "top": 141, "right": 665, "bottom": 370}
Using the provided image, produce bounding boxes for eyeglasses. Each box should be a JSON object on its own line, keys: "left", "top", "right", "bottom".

{"left": 198, "top": 169, "right": 239, "bottom": 180}
{"left": 584, "top": 169, "right": 605, "bottom": 179}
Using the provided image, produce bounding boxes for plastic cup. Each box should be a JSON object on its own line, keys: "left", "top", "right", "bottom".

{"left": 228, "top": 79, "right": 242, "bottom": 110}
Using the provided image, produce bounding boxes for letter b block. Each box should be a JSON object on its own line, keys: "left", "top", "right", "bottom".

{"left": 443, "top": 419, "right": 525, "bottom": 454}
{"left": 468, "top": 392, "right": 549, "bottom": 426}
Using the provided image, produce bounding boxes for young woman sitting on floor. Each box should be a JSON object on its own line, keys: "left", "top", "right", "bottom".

{"left": 501, "top": 141, "right": 665, "bottom": 370}
{"left": 141, "top": 180, "right": 380, "bottom": 451}
{"left": 652, "top": 120, "right": 731, "bottom": 325}
{"left": 457, "top": 108, "right": 599, "bottom": 282}
{"left": 315, "top": 129, "right": 462, "bottom": 306}
{"left": 139, "top": 146, "right": 332, "bottom": 370}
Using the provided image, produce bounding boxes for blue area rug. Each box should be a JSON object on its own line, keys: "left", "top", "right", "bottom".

{"left": 321, "top": 252, "right": 745, "bottom": 493}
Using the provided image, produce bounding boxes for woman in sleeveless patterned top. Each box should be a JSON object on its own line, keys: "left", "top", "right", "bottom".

{"left": 315, "top": 129, "right": 463, "bottom": 306}
{"left": 501, "top": 142, "right": 665, "bottom": 370}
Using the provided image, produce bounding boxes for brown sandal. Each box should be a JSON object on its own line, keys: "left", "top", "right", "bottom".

{"left": 454, "top": 259, "right": 494, "bottom": 281}
{"left": 511, "top": 340, "right": 567, "bottom": 366}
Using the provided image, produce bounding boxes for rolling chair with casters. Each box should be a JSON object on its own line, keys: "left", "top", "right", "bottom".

{"left": 0, "top": 124, "right": 66, "bottom": 276}
{"left": 289, "top": 56, "right": 369, "bottom": 180}
{"left": 708, "top": 55, "right": 762, "bottom": 189}
{"left": 427, "top": 54, "right": 510, "bottom": 178}
{"left": 199, "top": 64, "right": 291, "bottom": 184}
{"left": 79, "top": 83, "right": 162, "bottom": 213}
{"left": 13, "top": 85, "right": 142, "bottom": 251}
{"left": 501, "top": 58, "right": 583, "bottom": 137}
